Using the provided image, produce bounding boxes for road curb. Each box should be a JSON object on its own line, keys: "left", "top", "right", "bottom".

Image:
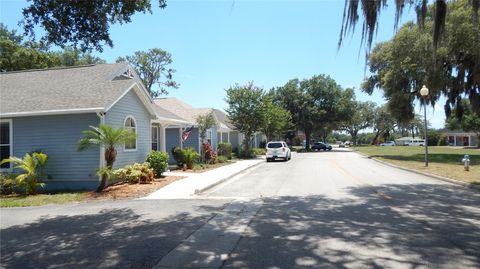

{"left": 194, "top": 158, "right": 265, "bottom": 195}
{"left": 353, "top": 150, "right": 480, "bottom": 191}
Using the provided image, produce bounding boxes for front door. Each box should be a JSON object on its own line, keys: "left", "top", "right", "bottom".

{"left": 463, "top": 136, "right": 469, "bottom": 146}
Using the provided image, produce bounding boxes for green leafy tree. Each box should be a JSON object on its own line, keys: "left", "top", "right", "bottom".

{"left": 196, "top": 111, "right": 217, "bottom": 162}
{"left": 340, "top": 101, "right": 376, "bottom": 146}
{"left": 77, "top": 124, "right": 137, "bottom": 192}
{"left": 0, "top": 152, "right": 47, "bottom": 194}
{"left": 261, "top": 94, "right": 292, "bottom": 142}
{"left": 21, "top": 0, "right": 166, "bottom": 52}
{"left": 1, "top": 24, "right": 105, "bottom": 72}
{"left": 277, "top": 75, "right": 352, "bottom": 149}
{"left": 363, "top": 0, "right": 480, "bottom": 124}
{"left": 225, "top": 82, "right": 266, "bottom": 157}
{"left": 371, "top": 105, "right": 397, "bottom": 145}
{"left": 339, "top": 0, "right": 479, "bottom": 56}
{"left": 117, "top": 48, "right": 178, "bottom": 97}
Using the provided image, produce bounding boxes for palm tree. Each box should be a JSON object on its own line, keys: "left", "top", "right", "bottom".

{"left": 0, "top": 152, "right": 47, "bottom": 194}
{"left": 78, "top": 124, "right": 136, "bottom": 192}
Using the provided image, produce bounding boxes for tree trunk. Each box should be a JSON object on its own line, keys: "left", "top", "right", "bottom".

{"left": 371, "top": 130, "right": 382, "bottom": 145}
{"left": 243, "top": 133, "right": 251, "bottom": 158}
{"left": 352, "top": 130, "right": 358, "bottom": 146}
{"left": 96, "top": 147, "right": 116, "bottom": 192}
{"left": 305, "top": 131, "right": 311, "bottom": 150}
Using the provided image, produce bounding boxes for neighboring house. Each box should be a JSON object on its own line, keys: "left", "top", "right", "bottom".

{"left": 153, "top": 98, "right": 243, "bottom": 162}
{"left": 0, "top": 63, "right": 180, "bottom": 191}
{"left": 440, "top": 129, "right": 479, "bottom": 147}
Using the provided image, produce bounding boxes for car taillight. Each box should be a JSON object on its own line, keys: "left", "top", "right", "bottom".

{"left": 282, "top": 148, "right": 285, "bottom": 152}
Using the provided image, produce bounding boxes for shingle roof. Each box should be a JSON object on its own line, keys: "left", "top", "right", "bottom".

{"left": 0, "top": 63, "right": 143, "bottom": 116}
{"left": 153, "top": 98, "right": 213, "bottom": 124}
{"left": 153, "top": 105, "right": 188, "bottom": 123}
{"left": 153, "top": 98, "right": 235, "bottom": 130}
{"left": 213, "top": 109, "right": 235, "bottom": 129}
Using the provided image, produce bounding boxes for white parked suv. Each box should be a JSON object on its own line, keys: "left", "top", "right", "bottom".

{"left": 405, "top": 139, "right": 425, "bottom": 146}
{"left": 266, "top": 141, "right": 291, "bottom": 162}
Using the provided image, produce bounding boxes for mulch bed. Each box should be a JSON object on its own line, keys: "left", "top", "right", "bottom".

{"left": 83, "top": 175, "right": 185, "bottom": 200}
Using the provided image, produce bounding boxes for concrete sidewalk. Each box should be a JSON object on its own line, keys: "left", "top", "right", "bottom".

{"left": 142, "top": 158, "right": 265, "bottom": 199}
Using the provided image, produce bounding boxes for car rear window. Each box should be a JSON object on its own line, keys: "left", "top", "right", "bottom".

{"left": 267, "top": 142, "right": 283, "bottom": 148}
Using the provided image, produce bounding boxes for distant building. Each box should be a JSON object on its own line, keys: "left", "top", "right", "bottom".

{"left": 440, "top": 129, "right": 478, "bottom": 147}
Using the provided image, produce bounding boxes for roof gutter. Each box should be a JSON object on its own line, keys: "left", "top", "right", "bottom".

{"left": 0, "top": 107, "right": 105, "bottom": 118}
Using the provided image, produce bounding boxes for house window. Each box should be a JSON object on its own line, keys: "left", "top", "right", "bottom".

{"left": 207, "top": 130, "right": 212, "bottom": 144}
{"left": 124, "top": 116, "right": 137, "bottom": 151}
{"left": 151, "top": 126, "right": 158, "bottom": 151}
{"left": 0, "top": 120, "right": 12, "bottom": 170}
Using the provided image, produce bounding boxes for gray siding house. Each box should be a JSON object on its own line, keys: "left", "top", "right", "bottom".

{"left": 153, "top": 98, "right": 242, "bottom": 163}
{"left": 0, "top": 63, "right": 166, "bottom": 191}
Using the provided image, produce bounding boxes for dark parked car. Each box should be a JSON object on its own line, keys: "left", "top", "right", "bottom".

{"left": 311, "top": 142, "right": 332, "bottom": 151}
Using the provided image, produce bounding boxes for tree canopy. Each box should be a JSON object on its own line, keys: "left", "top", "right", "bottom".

{"left": 275, "top": 75, "right": 353, "bottom": 149}
{"left": 117, "top": 48, "right": 178, "bottom": 97}
{"left": 225, "top": 82, "right": 266, "bottom": 156}
{"left": 21, "top": 0, "right": 167, "bottom": 52}
{"left": 0, "top": 24, "right": 105, "bottom": 72}
{"left": 362, "top": 0, "right": 480, "bottom": 124}
{"left": 340, "top": 101, "right": 376, "bottom": 145}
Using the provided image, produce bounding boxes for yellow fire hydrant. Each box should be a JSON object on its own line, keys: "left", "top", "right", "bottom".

{"left": 462, "top": 154, "right": 470, "bottom": 171}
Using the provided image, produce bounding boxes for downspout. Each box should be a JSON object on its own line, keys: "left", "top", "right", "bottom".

{"left": 97, "top": 112, "right": 105, "bottom": 168}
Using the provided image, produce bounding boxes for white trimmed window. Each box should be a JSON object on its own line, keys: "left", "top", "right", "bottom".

{"left": 151, "top": 126, "right": 159, "bottom": 151}
{"left": 124, "top": 116, "right": 137, "bottom": 151}
{"left": 0, "top": 120, "right": 12, "bottom": 170}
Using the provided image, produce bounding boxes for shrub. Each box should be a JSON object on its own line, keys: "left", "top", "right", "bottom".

{"left": 202, "top": 143, "right": 217, "bottom": 164}
{"left": 252, "top": 147, "right": 266, "bottom": 156}
{"left": 183, "top": 147, "right": 199, "bottom": 169}
{"left": 0, "top": 152, "right": 47, "bottom": 194}
{"left": 438, "top": 134, "right": 448, "bottom": 146}
{"left": 217, "top": 156, "right": 228, "bottom": 163}
{"left": 113, "top": 162, "right": 154, "bottom": 184}
{"left": 217, "top": 143, "right": 232, "bottom": 160}
{"left": 171, "top": 146, "right": 185, "bottom": 168}
{"left": 0, "top": 173, "right": 16, "bottom": 195}
{"left": 146, "top": 151, "right": 169, "bottom": 177}
{"left": 292, "top": 136, "right": 303, "bottom": 146}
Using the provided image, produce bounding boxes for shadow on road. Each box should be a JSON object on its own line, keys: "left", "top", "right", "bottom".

{"left": 0, "top": 204, "right": 223, "bottom": 269}
{"left": 1, "top": 183, "right": 479, "bottom": 268}
{"left": 224, "top": 183, "right": 480, "bottom": 268}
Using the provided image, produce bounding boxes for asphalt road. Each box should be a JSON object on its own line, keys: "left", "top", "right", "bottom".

{"left": 1, "top": 148, "right": 479, "bottom": 268}
{"left": 202, "top": 149, "right": 480, "bottom": 268}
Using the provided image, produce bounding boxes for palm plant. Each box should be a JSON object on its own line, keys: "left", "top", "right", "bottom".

{"left": 0, "top": 152, "right": 48, "bottom": 194}
{"left": 78, "top": 124, "right": 136, "bottom": 192}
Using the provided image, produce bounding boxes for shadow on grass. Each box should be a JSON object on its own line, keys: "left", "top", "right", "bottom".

{"left": 370, "top": 153, "right": 480, "bottom": 165}
{"left": 1, "top": 184, "right": 479, "bottom": 268}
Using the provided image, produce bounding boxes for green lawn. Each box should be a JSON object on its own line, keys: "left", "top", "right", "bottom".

{"left": 353, "top": 146, "right": 480, "bottom": 184}
{"left": 0, "top": 193, "right": 86, "bottom": 207}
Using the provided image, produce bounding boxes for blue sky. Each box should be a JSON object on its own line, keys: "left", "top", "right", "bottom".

{"left": 0, "top": 0, "right": 446, "bottom": 128}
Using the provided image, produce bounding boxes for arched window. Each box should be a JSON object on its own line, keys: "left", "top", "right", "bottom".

{"left": 124, "top": 116, "right": 137, "bottom": 151}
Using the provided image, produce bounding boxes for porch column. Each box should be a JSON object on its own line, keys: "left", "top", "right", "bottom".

{"left": 179, "top": 128, "right": 183, "bottom": 149}
{"left": 160, "top": 124, "right": 166, "bottom": 152}
{"left": 227, "top": 132, "right": 230, "bottom": 143}
{"left": 220, "top": 132, "right": 223, "bottom": 144}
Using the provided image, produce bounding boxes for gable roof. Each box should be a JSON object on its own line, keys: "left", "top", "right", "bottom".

{"left": 213, "top": 109, "right": 235, "bottom": 129}
{"left": 153, "top": 97, "right": 212, "bottom": 124}
{"left": 0, "top": 63, "right": 155, "bottom": 117}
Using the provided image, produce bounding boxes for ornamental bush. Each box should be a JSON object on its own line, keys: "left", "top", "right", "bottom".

{"left": 146, "top": 151, "right": 169, "bottom": 177}
{"left": 171, "top": 146, "right": 185, "bottom": 168}
{"left": 217, "top": 155, "right": 228, "bottom": 163}
{"left": 217, "top": 143, "right": 232, "bottom": 160}
{"left": 202, "top": 143, "right": 217, "bottom": 164}
{"left": 113, "top": 162, "right": 154, "bottom": 184}
{"left": 183, "top": 147, "right": 199, "bottom": 169}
